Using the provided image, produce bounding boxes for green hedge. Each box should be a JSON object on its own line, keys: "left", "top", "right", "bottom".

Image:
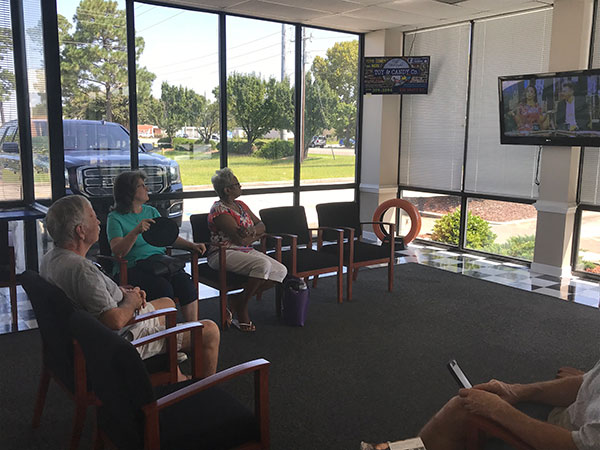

{"left": 254, "top": 139, "right": 294, "bottom": 159}
{"left": 157, "top": 137, "right": 171, "bottom": 149}
{"left": 431, "top": 208, "right": 496, "bottom": 249}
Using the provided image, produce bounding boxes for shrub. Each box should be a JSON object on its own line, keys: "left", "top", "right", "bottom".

{"left": 227, "top": 140, "right": 254, "bottom": 155}
{"left": 172, "top": 137, "right": 196, "bottom": 151}
{"left": 254, "top": 139, "right": 294, "bottom": 159}
{"left": 431, "top": 208, "right": 496, "bottom": 249}
{"left": 491, "top": 234, "right": 535, "bottom": 260}
{"left": 157, "top": 137, "right": 171, "bottom": 149}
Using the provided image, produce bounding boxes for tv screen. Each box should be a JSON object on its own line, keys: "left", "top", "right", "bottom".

{"left": 363, "top": 56, "right": 430, "bottom": 95}
{"left": 499, "top": 68, "right": 600, "bottom": 146}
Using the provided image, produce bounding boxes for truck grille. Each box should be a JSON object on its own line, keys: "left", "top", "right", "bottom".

{"left": 78, "top": 165, "right": 167, "bottom": 197}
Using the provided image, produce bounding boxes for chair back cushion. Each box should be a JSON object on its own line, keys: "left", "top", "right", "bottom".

{"left": 21, "top": 270, "right": 77, "bottom": 391}
{"left": 259, "top": 206, "right": 310, "bottom": 245}
{"left": 190, "top": 213, "right": 211, "bottom": 243}
{"left": 69, "top": 309, "right": 154, "bottom": 449}
{"left": 316, "top": 202, "right": 360, "bottom": 241}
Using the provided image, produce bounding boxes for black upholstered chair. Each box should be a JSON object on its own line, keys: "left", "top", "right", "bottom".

{"left": 21, "top": 270, "right": 197, "bottom": 450}
{"left": 69, "top": 309, "right": 270, "bottom": 450}
{"left": 316, "top": 202, "right": 395, "bottom": 301}
{"left": 466, "top": 415, "right": 535, "bottom": 450}
{"left": 260, "top": 205, "right": 344, "bottom": 303}
{"left": 0, "top": 221, "right": 18, "bottom": 329}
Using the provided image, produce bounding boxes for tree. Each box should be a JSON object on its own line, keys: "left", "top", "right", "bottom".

{"left": 59, "top": 0, "right": 153, "bottom": 126}
{"left": 0, "top": 27, "right": 15, "bottom": 124}
{"left": 196, "top": 99, "right": 220, "bottom": 144}
{"left": 303, "top": 71, "right": 336, "bottom": 158}
{"left": 227, "top": 72, "right": 292, "bottom": 145}
{"left": 153, "top": 82, "right": 202, "bottom": 142}
{"left": 312, "top": 40, "right": 359, "bottom": 146}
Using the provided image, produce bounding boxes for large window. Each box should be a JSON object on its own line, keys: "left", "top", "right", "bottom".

{"left": 0, "top": 1, "right": 20, "bottom": 202}
{"left": 226, "top": 17, "right": 295, "bottom": 188}
{"left": 301, "top": 28, "right": 357, "bottom": 186}
{"left": 134, "top": 3, "right": 219, "bottom": 193}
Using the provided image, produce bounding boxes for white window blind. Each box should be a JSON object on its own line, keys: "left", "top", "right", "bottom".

{"left": 399, "top": 24, "right": 470, "bottom": 191}
{"left": 580, "top": 6, "right": 600, "bottom": 205}
{"left": 464, "top": 9, "right": 553, "bottom": 199}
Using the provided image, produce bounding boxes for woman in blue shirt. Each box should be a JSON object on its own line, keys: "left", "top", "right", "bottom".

{"left": 107, "top": 170, "right": 206, "bottom": 322}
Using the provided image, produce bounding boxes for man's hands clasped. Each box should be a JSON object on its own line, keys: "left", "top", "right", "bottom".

{"left": 458, "top": 379, "right": 522, "bottom": 421}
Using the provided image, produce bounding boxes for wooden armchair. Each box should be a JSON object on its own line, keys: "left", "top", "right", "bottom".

{"left": 466, "top": 415, "right": 535, "bottom": 450}
{"left": 21, "top": 270, "right": 203, "bottom": 450}
{"left": 260, "top": 205, "right": 345, "bottom": 304}
{"left": 316, "top": 201, "right": 395, "bottom": 301}
{"left": 190, "top": 213, "right": 283, "bottom": 328}
{"left": 69, "top": 309, "right": 270, "bottom": 450}
{"left": 0, "top": 221, "right": 19, "bottom": 329}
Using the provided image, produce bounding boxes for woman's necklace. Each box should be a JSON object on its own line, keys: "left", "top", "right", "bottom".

{"left": 224, "top": 199, "right": 239, "bottom": 214}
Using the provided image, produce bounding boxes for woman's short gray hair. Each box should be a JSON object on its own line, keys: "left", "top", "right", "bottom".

{"left": 46, "top": 195, "right": 90, "bottom": 247}
{"left": 211, "top": 167, "right": 236, "bottom": 198}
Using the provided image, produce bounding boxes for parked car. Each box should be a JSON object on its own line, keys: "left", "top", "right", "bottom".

{"left": 310, "top": 135, "right": 326, "bottom": 148}
{"left": 0, "top": 119, "right": 184, "bottom": 224}
{"left": 210, "top": 133, "right": 220, "bottom": 142}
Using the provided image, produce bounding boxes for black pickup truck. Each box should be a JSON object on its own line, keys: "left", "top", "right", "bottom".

{"left": 0, "top": 119, "right": 183, "bottom": 224}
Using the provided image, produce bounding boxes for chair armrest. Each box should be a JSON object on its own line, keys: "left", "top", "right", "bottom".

{"left": 95, "top": 254, "right": 128, "bottom": 285}
{"left": 466, "top": 415, "right": 535, "bottom": 450}
{"left": 128, "top": 307, "right": 178, "bottom": 328}
{"left": 260, "top": 234, "right": 282, "bottom": 261}
{"left": 154, "top": 358, "right": 270, "bottom": 410}
{"left": 133, "top": 321, "right": 205, "bottom": 383}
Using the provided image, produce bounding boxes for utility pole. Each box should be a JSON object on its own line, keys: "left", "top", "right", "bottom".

{"left": 281, "top": 24, "right": 286, "bottom": 140}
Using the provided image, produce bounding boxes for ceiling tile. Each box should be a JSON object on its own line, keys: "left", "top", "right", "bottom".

{"left": 342, "top": 5, "right": 430, "bottom": 25}
{"left": 460, "top": 0, "right": 551, "bottom": 11}
{"left": 227, "top": 0, "right": 325, "bottom": 21}
{"left": 306, "top": 13, "right": 406, "bottom": 32}
{"left": 168, "top": 0, "right": 250, "bottom": 9}
{"left": 264, "top": 0, "right": 361, "bottom": 15}
{"left": 381, "top": 0, "right": 484, "bottom": 20}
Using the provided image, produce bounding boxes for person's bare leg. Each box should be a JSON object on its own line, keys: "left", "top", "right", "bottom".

{"left": 180, "top": 319, "right": 220, "bottom": 378}
{"left": 181, "top": 299, "right": 198, "bottom": 322}
{"left": 418, "top": 396, "right": 469, "bottom": 450}
{"left": 149, "top": 297, "right": 176, "bottom": 327}
{"left": 230, "top": 277, "right": 267, "bottom": 324}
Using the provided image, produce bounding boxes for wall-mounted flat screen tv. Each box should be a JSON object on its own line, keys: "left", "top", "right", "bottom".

{"left": 363, "top": 56, "right": 430, "bottom": 95}
{"left": 499, "top": 68, "right": 600, "bottom": 146}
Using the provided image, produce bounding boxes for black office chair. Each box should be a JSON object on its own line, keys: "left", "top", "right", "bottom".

{"left": 70, "top": 309, "right": 270, "bottom": 450}
{"left": 316, "top": 202, "right": 395, "bottom": 301}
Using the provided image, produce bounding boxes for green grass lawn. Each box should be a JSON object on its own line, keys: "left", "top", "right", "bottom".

{"left": 161, "top": 151, "right": 355, "bottom": 185}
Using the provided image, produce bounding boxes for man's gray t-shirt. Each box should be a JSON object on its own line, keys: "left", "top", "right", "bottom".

{"left": 568, "top": 359, "right": 600, "bottom": 449}
{"left": 40, "top": 247, "right": 124, "bottom": 321}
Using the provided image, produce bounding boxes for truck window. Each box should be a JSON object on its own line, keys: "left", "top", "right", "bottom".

{"left": 63, "top": 121, "right": 130, "bottom": 151}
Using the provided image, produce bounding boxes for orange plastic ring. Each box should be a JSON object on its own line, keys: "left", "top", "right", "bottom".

{"left": 372, "top": 199, "right": 421, "bottom": 244}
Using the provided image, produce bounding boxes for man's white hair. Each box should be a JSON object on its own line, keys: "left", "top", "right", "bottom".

{"left": 45, "top": 195, "right": 91, "bottom": 247}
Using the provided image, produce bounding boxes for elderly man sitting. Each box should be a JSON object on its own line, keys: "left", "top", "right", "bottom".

{"left": 40, "top": 195, "right": 220, "bottom": 379}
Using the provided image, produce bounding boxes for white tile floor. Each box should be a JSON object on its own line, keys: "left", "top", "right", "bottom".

{"left": 2, "top": 243, "right": 599, "bottom": 334}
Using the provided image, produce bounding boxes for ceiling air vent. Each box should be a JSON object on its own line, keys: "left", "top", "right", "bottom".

{"left": 433, "top": 0, "right": 467, "bottom": 4}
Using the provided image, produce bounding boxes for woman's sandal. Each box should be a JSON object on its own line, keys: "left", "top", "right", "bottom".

{"left": 231, "top": 319, "right": 256, "bottom": 332}
{"left": 225, "top": 307, "right": 233, "bottom": 328}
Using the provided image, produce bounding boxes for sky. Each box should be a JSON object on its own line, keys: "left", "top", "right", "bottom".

{"left": 57, "top": 0, "right": 358, "bottom": 100}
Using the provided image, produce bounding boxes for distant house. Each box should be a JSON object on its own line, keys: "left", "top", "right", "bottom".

{"left": 138, "top": 124, "right": 162, "bottom": 138}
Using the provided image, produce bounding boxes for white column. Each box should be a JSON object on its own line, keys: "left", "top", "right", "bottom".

{"left": 531, "top": 0, "right": 594, "bottom": 277}
{"left": 360, "top": 29, "right": 403, "bottom": 231}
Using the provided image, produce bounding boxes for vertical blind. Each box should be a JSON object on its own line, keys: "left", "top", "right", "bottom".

{"left": 399, "top": 24, "right": 470, "bottom": 192}
{"left": 580, "top": 5, "right": 600, "bottom": 205}
{"left": 0, "top": 1, "right": 21, "bottom": 201}
{"left": 464, "top": 9, "right": 553, "bottom": 199}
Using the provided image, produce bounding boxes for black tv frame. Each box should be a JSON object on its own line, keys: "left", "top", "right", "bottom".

{"left": 498, "top": 68, "right": 600, "bottom": 147}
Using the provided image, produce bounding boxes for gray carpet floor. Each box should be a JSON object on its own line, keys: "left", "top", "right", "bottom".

{"left": 1, "top": 263, "right": 598, "bottom": 449}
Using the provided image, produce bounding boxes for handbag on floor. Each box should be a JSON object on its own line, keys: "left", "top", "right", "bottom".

{"left": 135, "top": 254, "right": 185, "bottom": 277}
{"left": 282, "top": 276, "right": 310, "bottom": 327}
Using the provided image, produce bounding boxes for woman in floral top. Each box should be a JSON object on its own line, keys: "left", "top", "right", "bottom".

{"left": 208, "top": 168, "right": 287, "bottom": 331}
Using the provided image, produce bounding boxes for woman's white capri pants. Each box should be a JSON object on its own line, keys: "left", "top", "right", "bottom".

{"left": 208, "top": 249, "right": 287, "bottom": 283}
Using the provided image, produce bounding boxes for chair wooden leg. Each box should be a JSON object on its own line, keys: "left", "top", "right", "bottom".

{"left": 312, "top": 274, "right": 319, "bottom": 288}
{"left": 388, "top": 261, "right": 393, "bottom": 292}
{"left": 337, "top": 267, "right": 343, "bottom": 304}
{"left": 32, "top": 366, "right": 51, "bottom": 428}
{"left": 347, "top": 266, "right": 353, "bottom": 302}
{"left": 220, "top": 290, "right": 228, "bottom": 330}
{"left": 352, "top": 268, "right": 359, "bottom": 281}
{"left": 10, "top": 283, "right": 17, "bottom": 330}
{"left": 69, "top": 399, "right": 87, "bottom": 450}
{"left": 275, "top": 284, "right": 282, "bottom": 317}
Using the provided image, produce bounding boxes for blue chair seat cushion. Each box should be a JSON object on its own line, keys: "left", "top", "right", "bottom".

{"left": 321, "top": 241, "right": 391, "bottom": 264}
{"left": 196, "top": 261, "right": 248, "bottom": 289}
{"left": 280, "top": 248, "right": 340, "bottom": 273}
